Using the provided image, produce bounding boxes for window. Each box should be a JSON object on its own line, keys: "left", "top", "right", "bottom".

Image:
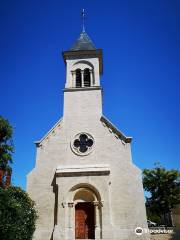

{"left": 73, "top": 133, "right": 93, "bottom": 153}
{"left": 84, "top": 68, "right": 90, "bottom": 87}
{"left": 76, "top": 69, "right": 82, "bottom": 87}
{"left": 71, "top": 132, "right": 94, "bottom": 156}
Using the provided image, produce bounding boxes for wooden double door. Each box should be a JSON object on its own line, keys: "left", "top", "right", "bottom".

{"left": 75, "top": 202, "right": 95, "bottom": 239}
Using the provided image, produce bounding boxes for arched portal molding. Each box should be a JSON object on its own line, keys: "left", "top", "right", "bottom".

{"left": 72, "top": 60, "right": 94, "bottom": 71}
{"left": 65, "top": 182, "right": 101, "bottom": 204}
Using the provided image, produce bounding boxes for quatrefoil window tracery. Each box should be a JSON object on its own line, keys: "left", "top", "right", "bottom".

{"left": 71, "top": 133, "right": 94, "bottom": 155}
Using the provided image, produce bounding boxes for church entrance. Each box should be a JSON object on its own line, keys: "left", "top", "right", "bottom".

{"left": 75, "top": 202, "right": 95, "bottom": 239}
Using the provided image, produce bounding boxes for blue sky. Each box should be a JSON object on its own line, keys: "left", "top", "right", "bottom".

{"left": 0, "top": 0, "right": 179, "bottom": 190}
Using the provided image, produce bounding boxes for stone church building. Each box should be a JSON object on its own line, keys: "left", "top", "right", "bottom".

{"left": 27, "top": 30, "right": 149, "bottom": 240}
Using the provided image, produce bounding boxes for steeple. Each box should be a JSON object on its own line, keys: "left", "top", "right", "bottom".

{"left": 69, "top": 9, "right": 96, "bottom": 51}
{"left": 70, "top": 31, "right": 96, "bottom": 51}
{"left": 62, "top": 10, "right": 103, "bottom": 90}
{"left": 82, "top": 8, "right": 85, "bottom": 33}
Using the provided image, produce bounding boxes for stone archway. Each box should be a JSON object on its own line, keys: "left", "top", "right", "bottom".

{"left": 67, "top": 184, "right": 102, "bottom": 239}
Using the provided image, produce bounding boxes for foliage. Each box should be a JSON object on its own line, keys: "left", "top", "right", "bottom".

{"left": 0, "top": 186, "right": 37, "bottom": 240}
{"left": 0, "top": 116, "right": 38, "bottom": 239}
{"left": 143, "top": 163, "right": 180, "bottom": 225}
{"left": 0, "top": 116, "right": 14, "bottom": 170}
{"left": 146, "top": 201, "right": 162, "bottom": 225}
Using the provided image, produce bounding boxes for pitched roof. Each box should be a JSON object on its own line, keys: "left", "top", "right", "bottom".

{"left": 70, "top": 31, "right": 96, "bottom": 51}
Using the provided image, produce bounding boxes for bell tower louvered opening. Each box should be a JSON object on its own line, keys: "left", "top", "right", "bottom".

{"left": 76, "top": 69, "right": 82, "bottom": 88}
{"left": 84, "top": 68, "right": 90, "bottom": 87}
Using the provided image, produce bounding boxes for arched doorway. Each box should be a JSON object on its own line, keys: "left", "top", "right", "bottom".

{"left": 73, "top": 187, "right": 99, "bottom": 239}
{"left": 75, "top": 202, "right": 95, "bottom": 239}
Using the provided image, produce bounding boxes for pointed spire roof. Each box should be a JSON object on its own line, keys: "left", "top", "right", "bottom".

{"left": 70, "top": 31, "right": 96, "bottom": 51}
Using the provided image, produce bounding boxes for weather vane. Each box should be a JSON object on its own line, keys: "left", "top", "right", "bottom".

{"left": 82, "top": 9, "right": 85, "bottom": 32}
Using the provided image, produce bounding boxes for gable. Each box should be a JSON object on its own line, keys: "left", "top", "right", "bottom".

{"left": 100, "top": 116, "right": 132, "bottom": 143}
{"left": 34, "top": 118, "right": 63, "bottom": 147}
{"left": 34, "top": 116, "right": 132, "bottom": 148}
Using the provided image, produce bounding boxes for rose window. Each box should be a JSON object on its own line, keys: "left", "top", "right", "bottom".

{"left": 71, "top": 133, "right": 94, "bottom": 155}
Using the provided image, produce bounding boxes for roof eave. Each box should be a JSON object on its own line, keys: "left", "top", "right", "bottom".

{"left": 100, "top": 115, "right": 132, "bottom": 143}
{"left": 34, "top": 118, "right": 63, "bottom": 147}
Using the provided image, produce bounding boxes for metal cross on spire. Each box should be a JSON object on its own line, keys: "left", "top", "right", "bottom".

{"left": 81, "top": 9, "right": 86, "bottom": 32}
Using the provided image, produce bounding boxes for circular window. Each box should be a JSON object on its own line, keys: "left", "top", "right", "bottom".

{"left": 71, "top": 133, "right": 94, "bottom": 156}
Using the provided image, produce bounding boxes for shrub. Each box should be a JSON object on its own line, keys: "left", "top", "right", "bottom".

{"left": 0, "top": 186, "right": 37, "bottom": 240}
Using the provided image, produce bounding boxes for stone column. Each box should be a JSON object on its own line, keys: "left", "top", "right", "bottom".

{"left": 68, "top": 202, "right": 74, "bottom": 239}
{"left": 81, "top": 70, "right": 84, "bottom": 87}
{"left": 94, "top": 201, "right": 102, "bottom": 239}
{"left": 89, "top": 69, "right": 93, "bottom": 86}
{"left": 68, "top": 202, "right": 74, "bottom": 228}
{"left": 71, "top": 71, "right": 76, "bottom": 87}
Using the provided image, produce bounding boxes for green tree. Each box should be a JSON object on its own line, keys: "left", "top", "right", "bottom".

{"left": 0, "top": 116, "right": 38, "bottom": 239}
{"left": 143, "top": 164, "right": 180, "bottom": 226}
{"left": 0, "top": 186, "right": 37, "bottom": 240}
{"left": 0, "top": 116, "right": 14, "bottom": 169}
{"left": 0, "top": 116, "right": 14, "bottom": 187}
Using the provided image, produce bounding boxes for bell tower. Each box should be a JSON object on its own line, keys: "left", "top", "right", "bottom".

{"left": 63, "top": 31, "right": 102, "bottom": 88}
{"left": 62, "top": 30, "right": 103, "bottom": 124}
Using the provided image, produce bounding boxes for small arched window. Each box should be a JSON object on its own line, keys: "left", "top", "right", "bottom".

{"left": 76, "top": 69, "right": 82, "bottom": 88}
{"left": 84, "top": 68, "right": 90, "bottom": 87}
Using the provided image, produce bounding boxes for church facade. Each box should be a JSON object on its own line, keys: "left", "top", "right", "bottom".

{"left": 27, "top": 31, "right": 149, "bottom": 240}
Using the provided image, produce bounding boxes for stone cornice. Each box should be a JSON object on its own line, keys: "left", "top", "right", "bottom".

{"left": 62, "top": 49, "right": 103, "bottom": 75}
{"left": 63, "top": 86, "right": 102, "bottom": 92}
{"left": 56, "top": 164, "right": 110, "bottom": 177}
{"left": 100, "top": 116, "right": 132, "bottom": 143}
{"left": 34, "top": 118, "right": 63, "bottom": 147}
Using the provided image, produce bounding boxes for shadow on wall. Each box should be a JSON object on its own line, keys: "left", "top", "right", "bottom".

{"left": 50, "top": 175, "right": 58, "bottom": 240}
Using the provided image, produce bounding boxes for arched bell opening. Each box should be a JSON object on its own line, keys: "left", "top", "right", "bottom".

{"left": 75, "top": 69, "right": 82, "bottom": 87}
{"left": 84, "top": 68, "right": 91, "bottom": 87}
{"left": 72, "top": 61, "right": 94, "bottom": 88}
